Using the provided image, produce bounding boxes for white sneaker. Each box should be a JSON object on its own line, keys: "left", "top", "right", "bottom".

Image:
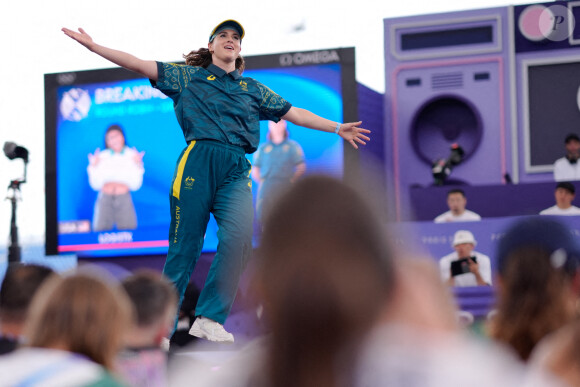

{"left": 189, "top": 316, "right": 234, "bottom": 343}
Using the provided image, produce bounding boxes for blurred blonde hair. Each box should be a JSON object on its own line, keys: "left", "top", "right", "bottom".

{"left": 24, "top": 272, "right": 132, "bottom": 370}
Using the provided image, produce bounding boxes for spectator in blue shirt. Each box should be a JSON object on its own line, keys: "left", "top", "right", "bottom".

{"left": 252, "top": 119, "right": 306, "bottom": 221}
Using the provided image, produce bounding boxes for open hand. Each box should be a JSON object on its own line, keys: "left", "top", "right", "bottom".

{"left": 62, "top": 27, "right": 95, "bottom": 51}
{"left": 337, "top": 121, "right": 371, "bottom": 149}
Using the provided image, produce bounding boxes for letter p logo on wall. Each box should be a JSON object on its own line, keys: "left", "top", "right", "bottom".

{"left": 519, "top": 4, "right": 576, "bottom": 42}
{"left": 553, "top": 15, "right": 566, "bottom": 31}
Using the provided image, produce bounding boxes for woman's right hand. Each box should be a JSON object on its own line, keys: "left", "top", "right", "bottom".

{"left": 62, "top": 27, "right": 95, "bottom": 51}
{"left": 61, "top": 27, "right": 159, "bottom": 81}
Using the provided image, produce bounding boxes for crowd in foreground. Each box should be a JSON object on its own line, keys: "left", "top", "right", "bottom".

{"left": 1, "top": 175, "right": 580, "bottom": 386}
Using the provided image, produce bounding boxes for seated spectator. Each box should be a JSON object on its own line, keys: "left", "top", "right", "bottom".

{"left": 0, "top": 264, "right": 54, "bottom": 355}
{"left": 0, "top": 271, "right": 131, "bottom": 386}
{"left": 539, "top": 181, "right": 580, "bottom": 215}
{"left": 489, "top": 217, "right": 580, "bottom": 361}
{"left": 439, "top": 230, "right": 492, "bottom": 287}
{"left": 116, "top": 269, "right": 177, "bottom": 386}
{"left": 434, "top": 189, "right": 481, "bottom": 223}
{"left": 553, "top": 133, "right": 580, "bottom": 181}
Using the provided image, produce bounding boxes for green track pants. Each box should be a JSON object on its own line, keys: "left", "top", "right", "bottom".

{"left": 163, "top": 140, "right": 253, "bottom": 328}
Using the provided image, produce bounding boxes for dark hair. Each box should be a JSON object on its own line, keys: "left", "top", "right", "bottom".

{"left": 104, "top": 124, "right": 127, "bottom": 149}
{"left": 490, "top": 247, "right": 577, "bottom": 361}
{"left": 257, "top": 175, "right": 394, "bottom": 387}
{"left": 0, "top": 264, "right": 55, "bottom": 323}
{"left": 183, "top": 48, "right": 245, "bottom": 73}
{"left": 447, "top": 188, "right": 465, "bottom": 197}
{"left": 557, "top": 181, "right": 576, "bottom": 195}
{"left": 491, "top": 217, "right": 580, "bottom": 360}
{"left": 122, "top": 270, "right": 177, "bottom": 327}
{"left": 565, "top": 133, "right": 580, "bottom": 144}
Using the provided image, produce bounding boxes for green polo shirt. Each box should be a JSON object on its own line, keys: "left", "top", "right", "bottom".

{"left": 151, "top": 62, "right": 292, "bottom": 154}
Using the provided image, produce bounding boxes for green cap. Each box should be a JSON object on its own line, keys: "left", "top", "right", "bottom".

{"left": 209, "top": 19, "right": 245, "bottom": 42}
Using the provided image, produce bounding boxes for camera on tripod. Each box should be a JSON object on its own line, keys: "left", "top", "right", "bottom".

{"left": 432, "top": 144, "right": 464, "bottom": 186}
{"left": 3, "top": 141, "right": 29, "bottom": 264}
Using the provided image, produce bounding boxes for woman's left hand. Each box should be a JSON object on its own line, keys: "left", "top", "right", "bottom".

{"left": 337, "top": 121, "right": 370, "bottom": 149}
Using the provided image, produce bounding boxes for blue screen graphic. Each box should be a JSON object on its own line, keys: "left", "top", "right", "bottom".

{"left": 55, "top": 63, "right": 343, "bottom": 257}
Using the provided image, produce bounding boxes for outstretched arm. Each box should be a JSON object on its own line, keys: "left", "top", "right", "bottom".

{"left": 61, "top": 27, "right": 158, "bottom": 81}
{"left": 281, "top": 107, "right": 370, "bottom": 149}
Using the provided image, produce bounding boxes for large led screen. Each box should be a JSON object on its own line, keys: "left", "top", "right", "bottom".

{"left": 45, "top": 48, "right": 356, "bottom": 257}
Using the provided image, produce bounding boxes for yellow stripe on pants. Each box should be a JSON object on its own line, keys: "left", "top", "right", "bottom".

{"left": 172, "top": 141, "right": 196, "bottom": 200}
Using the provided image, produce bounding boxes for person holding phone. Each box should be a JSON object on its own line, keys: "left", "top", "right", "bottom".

{"left": 439, "top": 230, "right": 492, "bottom": 287}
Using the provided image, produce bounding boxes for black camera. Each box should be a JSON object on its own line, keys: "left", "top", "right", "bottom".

{"left": 3, "top": 142, "right": 29, "bottom": 163}
{"left": 451, "top": 256, "right": 477, "bottom": 277}
{"left": 432, "top": 144, "right": 464, "bottom": 186}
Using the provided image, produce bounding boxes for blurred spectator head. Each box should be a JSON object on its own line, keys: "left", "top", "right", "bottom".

{"left": 447, "top": 189, "right": 467, "bottom": 215}
{"left": 257, "top": 175, "right": 395, "bottom": 387}
{"left": 0, "top": 264, "right": 55, "bottom": 333}
{"left": 491, "top": 216, "right": 580, "bottom": 360}
{"left": 121, "top": 269, "right": 177, "bottom": 347}
{"left": 24, "top": 272, "right": 132, "bottom": 370}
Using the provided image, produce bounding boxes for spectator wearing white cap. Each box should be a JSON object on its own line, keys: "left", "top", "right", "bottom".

{"left": 439, "top": 230, "right": 492, "bottom": 287}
